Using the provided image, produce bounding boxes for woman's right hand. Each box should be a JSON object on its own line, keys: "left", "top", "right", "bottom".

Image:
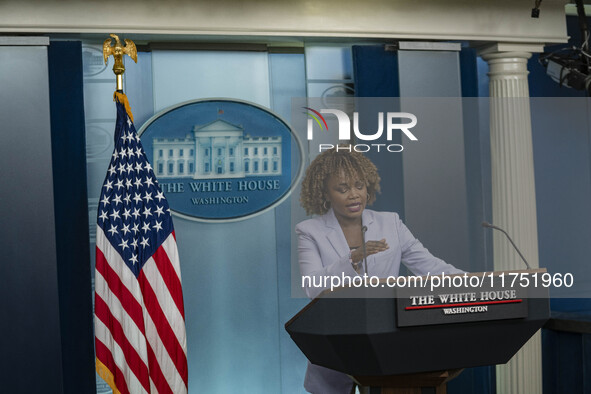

{"left": 351, "top": 239, "right": 389, "bottom": 263}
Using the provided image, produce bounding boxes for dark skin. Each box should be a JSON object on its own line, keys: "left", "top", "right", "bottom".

{"left": 324, "top": 173, "right": 389, "bottom": 264}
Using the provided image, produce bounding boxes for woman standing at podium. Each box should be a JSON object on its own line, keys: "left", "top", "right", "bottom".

{"left": 296, "top": 147, "right": 463, "bottom": 394}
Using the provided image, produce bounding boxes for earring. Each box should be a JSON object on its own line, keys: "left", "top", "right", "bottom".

{"left": 367, "top": 193, "right": 370, "bottom": 201}
{"left": 323, "top": 200, "right": 329, "bottom": 210}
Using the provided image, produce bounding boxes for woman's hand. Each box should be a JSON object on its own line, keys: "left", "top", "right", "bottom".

{"left": 351, "top": 239, "right": 389, "bottom": 263}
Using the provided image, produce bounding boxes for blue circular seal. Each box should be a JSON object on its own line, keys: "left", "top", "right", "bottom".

{"left": 138, "top": 99, "right": 303, "bottom": 222}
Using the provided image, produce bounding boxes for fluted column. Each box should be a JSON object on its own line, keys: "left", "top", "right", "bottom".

{"left": 481, "top": 46, "right": 542, "bottom": 394}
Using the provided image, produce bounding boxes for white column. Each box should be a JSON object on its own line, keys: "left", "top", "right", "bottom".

{"left": 480, "top": 44, "right": 543, "bottom": 394}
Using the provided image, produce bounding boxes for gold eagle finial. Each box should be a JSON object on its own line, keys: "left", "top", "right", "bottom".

{"left": 103, "top": 34, "right": 137, "bottom": 91}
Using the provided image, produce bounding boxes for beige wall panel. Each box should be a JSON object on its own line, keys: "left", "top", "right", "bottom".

{"left": 0, "top": 0, "right": 568, "bottom": 44}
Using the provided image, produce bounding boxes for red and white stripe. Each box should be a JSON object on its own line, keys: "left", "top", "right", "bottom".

{"left": 95, "top": 226, "right": 188, "bottom": 394}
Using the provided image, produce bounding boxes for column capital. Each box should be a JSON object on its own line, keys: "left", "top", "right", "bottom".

{"left": 480, "top": 51, "right": 532, "bottom": 63}
{"left": 479, "top": 46, "right": 539, "bottom": 85}
{"left": 477, "top": 42, "right": 545, "bottom": 58}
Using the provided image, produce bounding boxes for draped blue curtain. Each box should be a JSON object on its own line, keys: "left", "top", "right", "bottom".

{"left": 352, "top": 45, "right": 405, "bottom": 219}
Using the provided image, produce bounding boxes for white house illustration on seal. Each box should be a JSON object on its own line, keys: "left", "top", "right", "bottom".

{"left": 153, "top": 119, "right": 282, "bottom": 179}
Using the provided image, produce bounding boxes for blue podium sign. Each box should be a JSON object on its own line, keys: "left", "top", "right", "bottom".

{"left": 138, "top": 99, "right": 303, "bottom": 222}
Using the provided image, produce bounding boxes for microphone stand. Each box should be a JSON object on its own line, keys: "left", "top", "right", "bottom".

{"left": 482, "top": 221, "right": 532, "bottom": 269}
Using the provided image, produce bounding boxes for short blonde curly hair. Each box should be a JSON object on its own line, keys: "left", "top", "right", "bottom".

{"left": 300, "top": 147, "right": 381, "bottom": 216}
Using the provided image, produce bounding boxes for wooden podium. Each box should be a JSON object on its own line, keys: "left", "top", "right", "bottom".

{"left": 352, "top": 369, "right": 463, "bottom": 393}
{"left": 285, "top": 269, "right": 549, "bottom": 393}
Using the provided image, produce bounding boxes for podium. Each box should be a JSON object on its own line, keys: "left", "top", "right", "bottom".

{"left": 285, "top": 269, "right": 550, "bottom": 393}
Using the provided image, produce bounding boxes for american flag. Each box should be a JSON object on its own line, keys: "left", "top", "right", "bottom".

{"left": 94, "top": 93, "right": 188, "bottom": 394}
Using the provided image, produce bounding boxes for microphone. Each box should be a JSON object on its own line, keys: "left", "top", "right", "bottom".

{"left": 361, "top": 226, "right": 369, "bottom": 275}
{"left": 481, "top": 221, "right": 531, "bottom": 269}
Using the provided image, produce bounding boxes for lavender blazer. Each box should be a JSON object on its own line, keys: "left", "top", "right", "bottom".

{"left": 295, "top": 208, "right": 463, "bottom": 393}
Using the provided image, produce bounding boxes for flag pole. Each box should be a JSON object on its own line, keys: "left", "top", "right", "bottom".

{"left": 102, "top": 34, "right": 137, "bottom": 92}
{"left": 94, "top": 35, "right": 188, "bottom": 393}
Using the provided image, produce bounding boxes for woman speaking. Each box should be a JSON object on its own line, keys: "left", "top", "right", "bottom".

{"left": 295, "top": 147, "right": 463, "bottom": 394}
